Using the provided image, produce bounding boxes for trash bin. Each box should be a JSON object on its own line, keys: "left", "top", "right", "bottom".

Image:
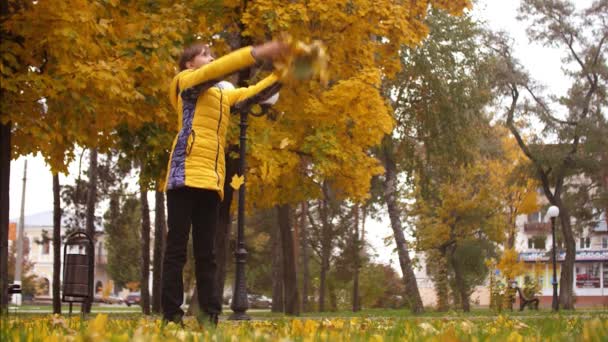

{"left": 62, "top": 231, "right": 94, "bottom": 315}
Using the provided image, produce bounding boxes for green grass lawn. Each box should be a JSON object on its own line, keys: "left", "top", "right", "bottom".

{"left": 2, "top": 309, "right": 608, "bottom": 341}
{"left": 8, "top": 304, "right": 608, "bottom": 318}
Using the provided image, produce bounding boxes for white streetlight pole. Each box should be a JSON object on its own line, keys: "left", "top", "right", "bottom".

{"left": 546, "top": 205, "right": 560, "bottom": 311}
{"left": 13, "top": 159, "right": 27, "bottom": 306}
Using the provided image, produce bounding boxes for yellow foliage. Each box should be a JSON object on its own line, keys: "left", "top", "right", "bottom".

{"left": 125, "top": 281, "right": 140, "bottom": 292}
{"left": 497, "top": 248, "right": 525, "bottom": 280}
{"left": 2, "top": 0, "right": 472, "bottom": 204}
{"left": 414, "top": 157, "right": 508, "bottom": 251}
{"left": 274, "top": 34, "right": 329, "bottom": 85}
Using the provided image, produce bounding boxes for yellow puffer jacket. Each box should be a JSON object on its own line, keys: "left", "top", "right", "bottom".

{"left": 164, "top": 46, "right": 281, "bottom": 200}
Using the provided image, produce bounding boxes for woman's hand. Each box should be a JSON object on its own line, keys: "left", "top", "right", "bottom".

{"left": 252, "top": 40, "right": 290, "bottom": 62}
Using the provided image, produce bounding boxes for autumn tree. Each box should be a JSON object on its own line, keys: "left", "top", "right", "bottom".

{"left": 489, "top": 0, "right": 608, "bottom": 309}
{"left": 103, "top": 193, "right": 142, "bottom": 291}
{"left": 1, "top": 0, "right": 473, "bottom": 312}
{"left": 414, "top": 154, "right": 507, "bottom": 311}
{"left": 0, "top": 0, "right": 186, "bottom": 310}
{"left": 374, "top": 7, "right": 494, "bottom": 313}
{"left": 498, "top": 129, "right": 540, "bottom": 249}
{"left": 7, "top": 237, "right": 36, "bottom": 297}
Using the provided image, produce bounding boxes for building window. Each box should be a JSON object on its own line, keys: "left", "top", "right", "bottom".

{"left": 42, "top": 240, "right": 50, "bottom": 255}
{"left": 579, "top": 237, "right": 591, "bottom": 249}
{"left": 576, "top": 262, "right": 600, "bottom": 288}
{"left": 528, "top": 236, "right": 546, "bottom": 250}
{"left": 602, "top": 237, "right": 608, "bottom": 249}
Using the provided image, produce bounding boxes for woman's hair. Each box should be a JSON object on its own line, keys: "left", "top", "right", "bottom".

{"left": 178, "top": 43, "right": 210, "bottom": 71}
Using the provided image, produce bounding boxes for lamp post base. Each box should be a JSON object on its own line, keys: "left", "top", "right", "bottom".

{"left": 552, "top": 284, "right": 559, "bottom": 312}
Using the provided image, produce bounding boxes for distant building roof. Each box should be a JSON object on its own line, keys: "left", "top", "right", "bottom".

{"left": 10, "top": 211, "right": 55, "bottom": 227}
{"left": 10, "top": 211, "right": 103, "bottom": 231}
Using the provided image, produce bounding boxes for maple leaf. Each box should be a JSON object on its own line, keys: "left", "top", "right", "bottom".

{"left": 280, "top": 138, "right": 291, "bottom": 149}
{"left": 230, "top": 174, "right": 245, "bottom": 190}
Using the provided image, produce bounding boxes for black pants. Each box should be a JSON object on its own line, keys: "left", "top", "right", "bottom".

{"left": 161, "top": 187, "right": 222, "bottom": 321}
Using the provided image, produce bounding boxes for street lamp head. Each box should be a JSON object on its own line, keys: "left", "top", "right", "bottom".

{"left": 547, "top": 205, "right": 560, "bottom": 219}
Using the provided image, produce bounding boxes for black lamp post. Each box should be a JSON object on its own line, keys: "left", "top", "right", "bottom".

{"left": 229, "top": 109, "right": 252, "bottom": 321}
{"left": 547, "top": 205, "right": 560, "bottom": 312}
{"left": 229, "top": 90, "right": 280, "bottom": 321}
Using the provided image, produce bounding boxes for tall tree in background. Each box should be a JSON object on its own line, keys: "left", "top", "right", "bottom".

{"left": 376, "top": 8, "right": 495, "bottom": 313}
{"left": 377, "top": 138, "right": 424, "bottom": 313}
{"left": 0, "top": 0, "right": 14, "bottom": 310}
{"left": 496, "top": 128, "right": 540, "bottom": 249}
{"left": 82, "top": 148, "right": 98, "bottom": 313}
{"left": 52, "top": 173, "right": 61, "bottom": 313}
{"left": 490, "top": 0, "right": 608, "bottom": 309}
{"left": 414, "top": 152, "right": 507, "bottom": 311}
{"left": 299, "top": 201, "right": 312, "bottom": 312}
{"left": 278, "top": 204, "right": 299, "bottom": 315}
{"left": 104, "top": 193, "right": 141, "bottom": 290}
{"left": 140, "top": 182, "right": 151, "bottom": 315}
{"left": 85, "top": 148, "right": 98, "bottom": 240}
{"left": 0, "top": 119, "right": 8, "bottom": 312}
{"left": 351, "top": 204, "right": 363, "bottom": 312}
{"left": 271, "top": 208, "right": 284, "bottom": 312}
{"left": 152, "top": 190, "right": 166, "bottom": 314}
{"left": 7, "top": 236, "right": 36, "bottom": 297}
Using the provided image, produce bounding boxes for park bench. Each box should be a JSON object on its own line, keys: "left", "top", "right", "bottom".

{"left": 515, "top": 286, "right": 539, "bottom": 311}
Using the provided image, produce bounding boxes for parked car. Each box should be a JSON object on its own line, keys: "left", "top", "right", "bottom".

{"left": 227, "top": 293, "right": 272, "bottom": 309}
{"left": 94, "top": 294, "right": 125, "bottom": 305}
{"left": 249, "top": 294, "right": 272, "bottom": 309}
{"left": 104, "top": 295, "right": 125, "bottom": 305}
{"left": 125, "top": 292, "right": 141, "bottom": 306}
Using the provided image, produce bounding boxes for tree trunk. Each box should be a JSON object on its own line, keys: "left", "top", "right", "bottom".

{"left": 319, "top": 253, "right": 328, "bottom": 312}
{"left": 85, "top": 148, "right": 98, "bottom": 238}
{"left": 448, "top": 245, "right": 470, "bottom": 312}
{"left": 299, "top": 202, "right": 311, "bottom": 312}
{"left": 380, "top": 138, "right": 424, "bottom": 314}
{"left": 429, "top": 250, "right": 449, "bottom": 312}
{"left": 506, "top": 92, "right": 579, "bottom": 309}
{"left": 352, "top": 204, "right": 360, "bottom": 312}
{"left": 506, "top": 208, "right": 517, "bottom": 249}
{"left": 84, "top": 148, "right": 98, "bottom": 313}
{"left": 328, "top": 279, "right": 337, "bottom": 311}
{"left": 557, "top": 206, "right": 576, "bottom": 309}
{"left": 318, "top": 198, "right": 331, "bottom": 313}
{"left": 152, "top": 190, "right": 166, "bottom": 314}
{"left": 52, "top": 173, "right": 61, "bottom": 314}
{"left": 278, "top": 204, "right": 300, "bottom": 315}
{"left": 140, "top": 185, "right": 151, "bottom": 315}
{"left": 0, "top": 121, "right": 10, "bottom": 312}
{"left": 271, "top": 210, "right": 284, "bottom": 312}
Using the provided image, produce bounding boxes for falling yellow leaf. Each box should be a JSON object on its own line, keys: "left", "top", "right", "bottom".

{"left": 230, "top": 174, "right": 245, "bottom": 190}
{"left": 280, "top": 138, "right": 291, "bottom": 149}
{"left": 275, "top": 34, "right": 329, "bottom": 86}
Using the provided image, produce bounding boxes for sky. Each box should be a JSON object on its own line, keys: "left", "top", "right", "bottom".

{"left": 7, "top": 0, "right": 588, "bottom": 271}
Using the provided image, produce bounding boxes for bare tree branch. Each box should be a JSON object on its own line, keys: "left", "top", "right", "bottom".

{"left": 523, "top": 84, "right": 577, "bottom": 126}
